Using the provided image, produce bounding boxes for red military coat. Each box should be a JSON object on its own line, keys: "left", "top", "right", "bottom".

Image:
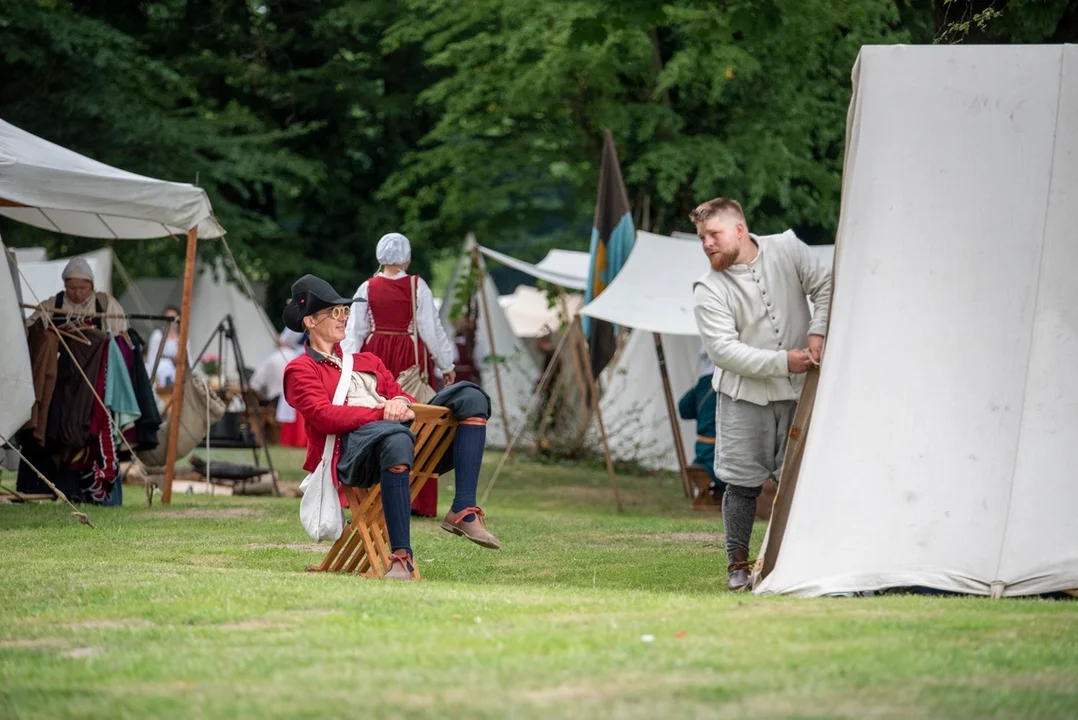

{"left": 282, "top": 343, "right": 414, "bottom": 505}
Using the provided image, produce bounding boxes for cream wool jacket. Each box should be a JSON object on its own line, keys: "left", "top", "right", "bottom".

{"left": 692, "top": 230, "right": 832, "bottom": 407}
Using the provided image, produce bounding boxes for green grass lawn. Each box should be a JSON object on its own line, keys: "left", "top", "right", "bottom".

{"left": 1, "top": 451, "right": 1076, "bottom": 719}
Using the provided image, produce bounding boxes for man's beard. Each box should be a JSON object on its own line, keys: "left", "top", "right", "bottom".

{"left": 708, "top": 247, "right": 739, "bottom": 272}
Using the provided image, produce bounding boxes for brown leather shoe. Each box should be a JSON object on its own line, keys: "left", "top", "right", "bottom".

{"left": 727, "top": 549, "right": 751, "bottom": 592}
{"left": 385, "top": 552, "right": 416, "bottom": 580}
{"left": 441, "top": 507, "right": 501, "bottom": 549}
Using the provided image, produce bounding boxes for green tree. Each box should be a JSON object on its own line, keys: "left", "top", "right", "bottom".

{"left": 380, "top": 0, "right": 910, "bottom": 254}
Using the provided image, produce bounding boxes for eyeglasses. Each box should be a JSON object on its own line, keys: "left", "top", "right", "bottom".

{"left": 328, "top": 305, "right": 351, "bottom": 320}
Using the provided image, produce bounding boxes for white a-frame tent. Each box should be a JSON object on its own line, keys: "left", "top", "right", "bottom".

{"left": 0, "top": 117, "right": 224, "bottom": 504}
{"left": 440, "top": 234, "right": 539, "bottom": 448}
{"left": 756, "top": 44, "right": 1078, "bottom": 597}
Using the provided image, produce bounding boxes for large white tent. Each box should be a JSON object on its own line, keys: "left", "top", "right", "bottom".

{"left": 440, "top": 235, "right": 539, "bottom": 447}
{"left": 756, "top": 44, "right": 1078, "bottom": 597}
{"left": 0, "top": 234, "right": 34, "bottom": 440}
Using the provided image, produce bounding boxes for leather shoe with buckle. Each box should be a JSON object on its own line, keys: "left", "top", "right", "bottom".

{"left": 441, "top": 506, "right": 500, "bottom": 549}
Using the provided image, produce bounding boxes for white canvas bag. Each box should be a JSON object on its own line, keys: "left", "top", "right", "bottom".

{"left": 298, "top": 350, "right": 353, "bottom": 542}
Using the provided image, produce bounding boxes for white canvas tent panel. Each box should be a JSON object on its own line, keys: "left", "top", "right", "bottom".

{"left": 16, "top": 248, "right": 113, "bottom": 316}
{"left": 499, "top": 285, "right": 583, "bottom": 338}
{"left": 756, "top": 44, "right": 1078, "bottom": 597}
{"left": 187, "top": 264, "right": 278, "bottom": 376}
{"left": 535, "top": 249, "right": 589, "bottom": 287}
{"left": 473, "top": 272, "right": 538, "bottom": 447}
{"left": 476, "top": 245, "right": 588, "bottom": 291}
{"left": 581, "top": 231, "right": 704, "bottom": 336}
{"left": 599, "top": 330, "right": 696, "bottom": 471}
{"left": 11, "top": 247, "right": 47, "bottom": 264}
{"left": 439, "top": 236, "right": 539, "bottom": 448}
{"left": 0, "top": 119, "right": 223, "bottom": 239}
{"left": 0, "top": 235, "right": 34, "bottom": 439}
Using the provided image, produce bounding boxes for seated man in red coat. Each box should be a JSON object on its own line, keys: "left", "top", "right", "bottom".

{"left": 282, "top": 275, "right": 500, "bottom": 581}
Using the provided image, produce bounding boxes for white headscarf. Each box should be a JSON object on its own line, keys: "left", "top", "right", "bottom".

{"left": 61, "top": 257, "right": 94, "bottom": 284}
{"left": 376, "top": 232, "right": 411, "bottom": 266}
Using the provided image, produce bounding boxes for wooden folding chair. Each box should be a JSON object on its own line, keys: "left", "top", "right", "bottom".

{"left": 306, "top": 405, "right": 458, "bottom": 579}
{"left": 688, "top": 465, "right": 720, "bottom": 511}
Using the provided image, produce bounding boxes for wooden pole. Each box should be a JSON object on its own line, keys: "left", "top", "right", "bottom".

{"left": 161, "top": 227, "right": 199, "bottom": 505}
{"left": 574, "top": 317, "right": 623, "bottom": 513}
{"left": 472, "top": 244, "right": 512, "bottom": 447}
{"left": 654, "top": 332, "right": 693, "bottom": 498}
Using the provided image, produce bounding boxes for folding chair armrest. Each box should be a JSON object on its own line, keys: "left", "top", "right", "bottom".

{"left": 410, "top": 404, "right": 456, "bottom": 426}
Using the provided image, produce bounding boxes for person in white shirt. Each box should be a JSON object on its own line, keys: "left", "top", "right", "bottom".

{"left": 691, "top": 197, "right": 831, "bottom": 592}
{"left": 144, "top": 305, "right": 186, "bottom": 388}
{"left": 250, "top": 329, "right": 304, "bottom": 407}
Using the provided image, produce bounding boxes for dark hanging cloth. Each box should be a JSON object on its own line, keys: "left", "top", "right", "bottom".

{"left": 15, "top": 441, "right": 83, "bottom": 500}
{"left": 45, "top": 329, "right": 109, "bottom": 450}
{"left": 23, "top": 322, "right": 61, "bottom": 445}
{"left": 122, "top": 328, "right": 162, "bottom": 451}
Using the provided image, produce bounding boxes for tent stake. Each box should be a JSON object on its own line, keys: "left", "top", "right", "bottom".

{"left": 471, "top": 240, "right": 511, "bottom": 447}
{"left": 653, "top": 332, "right": 692, "bottom": 497}
{"left": 574, "top": 317, "right": 623, "bottom": 513}
{"left": 161, "top": 227, "right": 199, "bottom": 505}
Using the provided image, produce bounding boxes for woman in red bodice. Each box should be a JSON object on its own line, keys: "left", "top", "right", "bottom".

{"left": 343, "top": 232, "right": 456, "bottom": 516}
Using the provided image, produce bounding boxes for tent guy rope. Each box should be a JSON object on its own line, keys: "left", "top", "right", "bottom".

{"left": 0, "top": 431, "right": 94, "bottom": 527}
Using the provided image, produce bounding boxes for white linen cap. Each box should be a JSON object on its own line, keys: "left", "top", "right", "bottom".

{"left": 376, "top": 232, "right": 411, "bottom": 265}
{"left": 61, "top": 257, "right": 94, "bottom": 284}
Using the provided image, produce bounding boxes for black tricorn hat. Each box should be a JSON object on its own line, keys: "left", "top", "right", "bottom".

{"left": 282, "top": 274, "right": 360, "bottom": 332}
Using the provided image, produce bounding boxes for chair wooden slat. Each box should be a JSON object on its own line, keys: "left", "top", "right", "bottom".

{"left": 307, "top": 407, "right": 459, "bottom": 578}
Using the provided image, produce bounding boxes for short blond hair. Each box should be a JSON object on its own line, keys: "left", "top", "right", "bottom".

{"left": 689, "top": 197, "right": 746, "bottom": 229}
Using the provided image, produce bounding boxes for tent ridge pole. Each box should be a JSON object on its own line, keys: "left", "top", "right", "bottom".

{"left": 162, "top": 227, "right": 199, "bottom": 505}
{"left": 654, "top": 332, "right": 692, "bottom": 498}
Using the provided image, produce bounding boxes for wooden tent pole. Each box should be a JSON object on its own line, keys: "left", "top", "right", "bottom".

{"left": 574, "top": 317, "right": 623, "bottom": 513}
{"left": 472, "top": 244, "right": 511, "bottom": 447}
{"left": 653, "top": 333, "right": 693, "bottom": 497}
{"left": 161, "top": 227, "right": 199, "bottom": 505}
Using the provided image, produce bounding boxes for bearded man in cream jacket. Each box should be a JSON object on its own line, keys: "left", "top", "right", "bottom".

{"left": 691, "top": 197, "right": 832, "bottom": 592}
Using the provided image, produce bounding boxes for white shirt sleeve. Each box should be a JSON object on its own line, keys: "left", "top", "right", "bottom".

{"left": 415, "top": 277, "right": 455, "bottom": 375}
{"left": 693, "top": 283, "right": 789, "bottom": 379}
{"left": 342, "top": 280, "right": 370, "bottom": 355}
{"left": 792, "top": 238, "right": 833, "bottom": 337}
